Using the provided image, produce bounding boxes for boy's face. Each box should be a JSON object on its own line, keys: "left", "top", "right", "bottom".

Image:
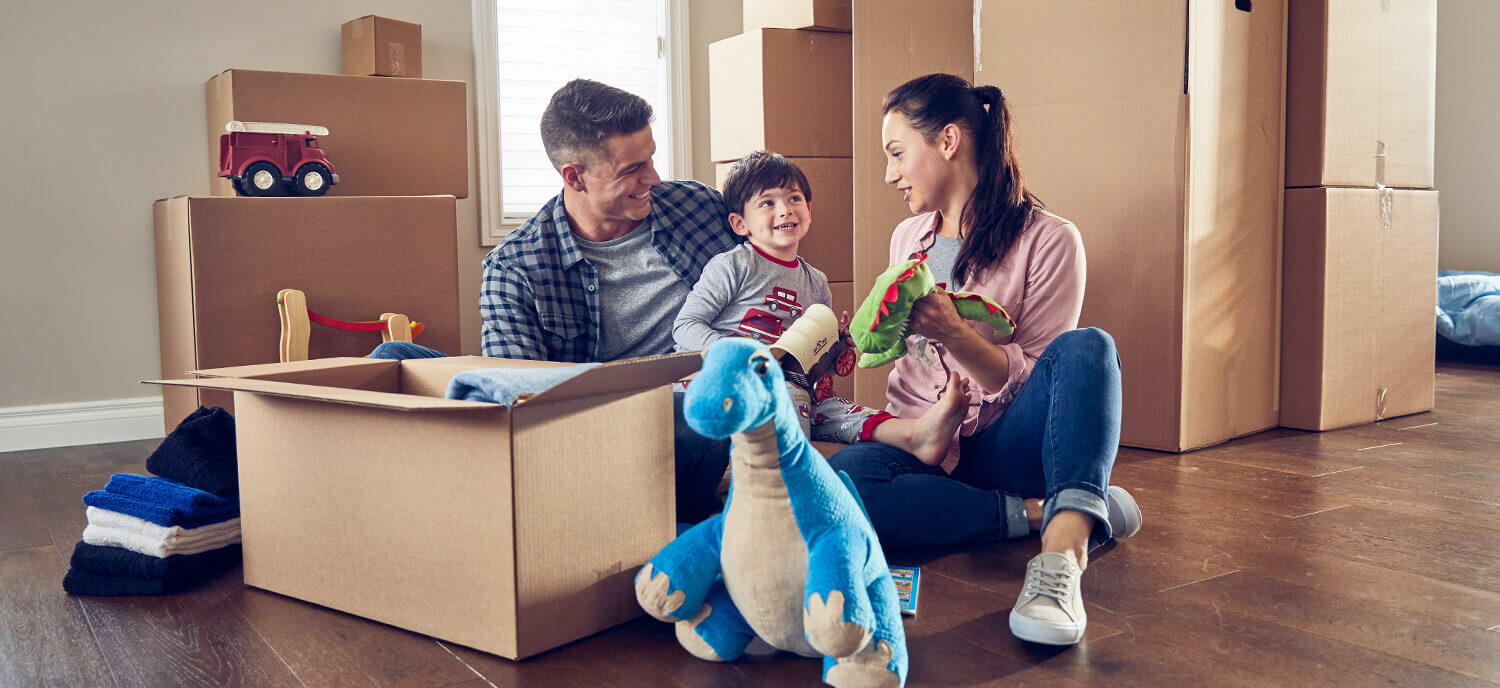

{"left": 729, "top": 184, "right": 812, "bottom": 260}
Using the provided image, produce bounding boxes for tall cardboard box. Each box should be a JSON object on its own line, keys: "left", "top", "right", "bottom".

{"left": 744, "top": 0, "right": 852, "bottom": 32}
{"left": 149, "top": 353, "right": 696, "bottom": 659}
{"left": 153, "top": 196, "right": 461, "bottom": 429}
{"left": 1280, "top": 188, "right": 1438, "bottom": 430}
{"left": 850, "top": 0, "right": 976, "bottom": 410}
{"left": 716, "top": 157, "right": 853, "bottom": 282}
{"left": 977, "top": 0, "right": 1287, "bottom": 451}
{"left": 342, "top": 15, "right": 423, "bottom": 78}
{"left": 206, "top": 70, "right": 467, "bottom": 197}
{"left": 709, "top": 29, "right": 852, "bottom": 162}
{"left": 1284, "top": 0, "right": 1436, "bottom": 189}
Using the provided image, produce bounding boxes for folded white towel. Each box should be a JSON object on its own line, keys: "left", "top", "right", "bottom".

{"left": 83, "top": 506, "right": 241, "bottom": 558}
{"left": 86, "top": 506, "right": 240, "bottom": 542}
{"left": 82, "top": 523, "right": 241, "bottom": 558}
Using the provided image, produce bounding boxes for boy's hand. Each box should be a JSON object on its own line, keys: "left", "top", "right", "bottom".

{"left": 837, "top": 310, "right": 851, "bottom": 336}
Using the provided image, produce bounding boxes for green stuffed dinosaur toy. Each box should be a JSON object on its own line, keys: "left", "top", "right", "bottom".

{"left": 849, "top": 254, "right": 1016, "bottom": 368}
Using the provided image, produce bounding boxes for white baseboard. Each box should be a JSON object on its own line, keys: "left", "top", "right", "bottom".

{"left": 0, "top": 397, "right": 164, "bottom": 453}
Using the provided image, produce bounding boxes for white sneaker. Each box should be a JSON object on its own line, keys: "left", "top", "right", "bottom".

{"left": 1009, "top": 551, "right": 1086, "bottom": 645}
{"left": 1106, "top": 485, "right": 1142, "bottom": 539}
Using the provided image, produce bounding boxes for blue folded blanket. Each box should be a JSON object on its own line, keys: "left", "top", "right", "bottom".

{"left": 445, "top": 363, "right": 601, "bottom": 406}
{"left": 105, "top": 474, "right": 234, "bottom": 512}
{"left": 1437, "top": 270, "right": 1500, "bottom": 347}
{"left": 83, "top": 475, "right": 239, "bottom": 528}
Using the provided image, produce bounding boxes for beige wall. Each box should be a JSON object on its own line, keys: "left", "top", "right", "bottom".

{"left": 0, "top": 0, "right": 740, "bottom": 411}
{"left": 1436, "top": 0, "right": 1500, "bottom": 272}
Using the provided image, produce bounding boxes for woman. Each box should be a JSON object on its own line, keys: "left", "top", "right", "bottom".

{"left": 829, "top": 73, "right": 1141, "bottom": 647}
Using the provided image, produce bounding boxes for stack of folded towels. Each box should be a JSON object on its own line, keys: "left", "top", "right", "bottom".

{"left": 63, "top": 406, "right": 242, "bottom": 596}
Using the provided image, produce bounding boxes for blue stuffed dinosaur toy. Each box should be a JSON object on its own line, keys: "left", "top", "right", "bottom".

{"left": 635, "top": 338, "right": 908, "bottom": 688}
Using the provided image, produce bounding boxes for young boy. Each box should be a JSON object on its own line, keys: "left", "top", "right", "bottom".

{"left": 674, "top": 151, "right": 966, "bottom": 463}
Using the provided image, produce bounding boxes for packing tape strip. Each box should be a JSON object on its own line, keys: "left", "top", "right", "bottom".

{"left": 1375, "top": 140, "right": 1392, "bottom": 230}
{"left": 973, "top": 0, "right": 984, "bottom": 75}
{"left": 1375, "top": 386, "right": 1388, "bottom": 421}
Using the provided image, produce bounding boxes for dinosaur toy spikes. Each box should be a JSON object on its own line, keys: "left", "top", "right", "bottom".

{"left": 849, "top": 256, "right": 1016, "bottom": 369}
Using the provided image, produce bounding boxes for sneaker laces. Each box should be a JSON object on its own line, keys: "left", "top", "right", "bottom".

{"left": 1025, "top": 564, "right": 1074, "bottom": 605}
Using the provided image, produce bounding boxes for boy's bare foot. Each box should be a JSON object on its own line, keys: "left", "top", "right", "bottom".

{"left": 902, "top": 372, "right": 969, "bottom": 466}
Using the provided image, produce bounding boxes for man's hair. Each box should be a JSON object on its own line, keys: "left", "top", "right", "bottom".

{"left": 539, "top": 79, "right": 654, "bottom": 170}
{"left": 721, "top": 151, "right": 813, "bottom": 216}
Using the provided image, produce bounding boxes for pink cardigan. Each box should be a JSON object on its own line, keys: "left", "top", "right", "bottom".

{"left": 882, "top": 209, "right": 1086, "bottom": 473}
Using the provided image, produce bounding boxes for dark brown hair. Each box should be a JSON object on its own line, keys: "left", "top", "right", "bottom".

{"left": 721, "top": 151, "right": 812, "bottom": 216}
{"left": 884, "top": 73, "right": 1040, "bottom": 285}
{"left": 540, "top": 79, "right": 654, "bottom": 170}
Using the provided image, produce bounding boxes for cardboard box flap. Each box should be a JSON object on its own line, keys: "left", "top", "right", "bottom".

{"left": 521, "top": 352, "right": 703, "bottom": 406}
{"left": 145, "top": 377, "right": 497, "bottom": 412}
{"left": 190, "top": 357, "right": 393, "bottom": 380}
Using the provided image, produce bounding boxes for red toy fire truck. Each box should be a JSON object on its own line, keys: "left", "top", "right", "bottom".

{"left": 218, "top": 121, "right": 340, "bottom": 197}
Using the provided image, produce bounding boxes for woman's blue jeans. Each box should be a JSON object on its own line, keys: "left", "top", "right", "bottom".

{"left": 827, "top": 328, "right": 1123, "bottom": 551}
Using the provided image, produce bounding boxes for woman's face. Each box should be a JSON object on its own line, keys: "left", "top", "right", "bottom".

{"left": 882, "top": 112, "right": 951, "bottom": 215}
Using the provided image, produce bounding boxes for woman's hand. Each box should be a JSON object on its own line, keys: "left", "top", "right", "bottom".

{"left": 908, "top": 287, "right": 972, "bottom": 344}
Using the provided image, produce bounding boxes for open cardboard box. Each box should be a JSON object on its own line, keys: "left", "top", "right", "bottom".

{"left": 148, "top": 352, "right": 701, "bottom": 659}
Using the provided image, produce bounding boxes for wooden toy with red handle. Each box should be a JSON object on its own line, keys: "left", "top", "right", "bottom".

{"left": 276, "top": 289, "right": 424, "bottom": 363}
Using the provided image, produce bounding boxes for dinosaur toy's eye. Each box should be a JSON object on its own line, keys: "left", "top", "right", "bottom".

{"left": 755, "top": 359, "right": 769, "bottom": 376}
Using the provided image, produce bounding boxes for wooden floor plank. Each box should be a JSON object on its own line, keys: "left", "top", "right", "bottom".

{"left": 209, "top": 569, "right": 480, "bottom": 688}
{"left": 0, "top": 546, "right": 115, "bottom": 688}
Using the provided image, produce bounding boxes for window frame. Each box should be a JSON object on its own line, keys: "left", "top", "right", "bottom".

{"left": 472, "top": 0, "right": 692, "bottom": 246}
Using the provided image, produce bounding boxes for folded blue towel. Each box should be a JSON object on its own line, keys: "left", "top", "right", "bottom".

{"left": 105, "top": 474, "right": 235, "bottom": 513}
{"left": 83, "top": 491, "right": 238, "bottom": 529}
{"left": 445, "top": 363, "right": 601, "bottom": 406}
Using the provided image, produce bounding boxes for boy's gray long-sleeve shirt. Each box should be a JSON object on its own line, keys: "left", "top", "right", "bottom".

{"left": 673, "top": 243, "right": 833, "bottom": 352}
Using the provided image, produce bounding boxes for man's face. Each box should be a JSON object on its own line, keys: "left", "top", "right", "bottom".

{"left": 576, "top": 127, "right": 662, "bottom": 223}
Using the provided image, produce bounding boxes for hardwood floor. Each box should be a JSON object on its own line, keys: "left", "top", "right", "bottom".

{"left": 4, "top": 362, "right": 1498, "bottom": 687}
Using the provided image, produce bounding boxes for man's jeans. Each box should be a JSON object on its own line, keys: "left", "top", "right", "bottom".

{"left": 827, "top": 328, "right": 1123, "bottom": 551}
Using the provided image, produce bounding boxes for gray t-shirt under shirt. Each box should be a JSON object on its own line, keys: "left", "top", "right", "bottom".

{"left": 673, "top": 243, "right": 833, "bottom": 351}
{"left": 925, "top": 234, "right": 962, "bottom": 289}
{"left": 572, "top": 223, "right": 691, "bottom": 361}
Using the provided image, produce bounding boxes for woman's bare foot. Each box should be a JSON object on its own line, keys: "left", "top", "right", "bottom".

{"left": 872, "top": 372, "right": 970, "bottom": 466}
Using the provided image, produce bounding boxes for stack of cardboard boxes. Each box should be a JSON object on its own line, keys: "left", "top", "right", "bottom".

{"left": 709, "top": 0, "right": 856, "bottom": 400}
{"left": 153, "top": 16, "right": 466, "bottom": 427}
{"left": 149, "top": 17, "right": 690, "bottom": 660}
{"left": 1280, "top": 0, "right": 1440, "bottom": 431}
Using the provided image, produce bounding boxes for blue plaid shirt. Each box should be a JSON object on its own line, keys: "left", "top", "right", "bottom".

{"left": 480, "top": 180, "right": 739, "bottom": 361}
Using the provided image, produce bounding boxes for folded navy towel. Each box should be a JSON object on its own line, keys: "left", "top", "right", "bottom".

{"left": 445, "top": 363, "right": 601, "bottom": 406}
{"left": 147, "top": 405, "right": 238, "bottom": 496}
{"left": 105, "top": 474, "right": 234, "bottom": 512}
{"left": 68, "top": 541, "right": 241, "bottom": 584}
{"left": 82, "top": 490, "right": 237, "bottom": 529}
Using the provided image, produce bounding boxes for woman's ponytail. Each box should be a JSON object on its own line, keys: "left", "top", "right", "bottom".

{"left": 884, "top": 75, "right": 1038, "bottom": 286}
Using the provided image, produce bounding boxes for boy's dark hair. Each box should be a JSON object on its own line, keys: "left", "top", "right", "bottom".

{"left": 540, "top": 79, "right": 654, "bottom": 170}
{"left": 721, "top": 151, "right": 813, "bottom": 216}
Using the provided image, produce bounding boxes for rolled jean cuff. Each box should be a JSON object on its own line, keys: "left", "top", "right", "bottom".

{"left": 1043, "top": 487, "right": 1111, "bottom": 550}
{"left": 1002, "top": 493, "right": 1030, "bottom": 539}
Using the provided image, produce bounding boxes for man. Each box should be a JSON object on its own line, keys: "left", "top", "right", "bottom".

{"left": 480, "top": 79, "right": 739, "bottom": 521}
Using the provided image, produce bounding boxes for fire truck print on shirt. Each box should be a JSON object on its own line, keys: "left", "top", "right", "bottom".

{"left": 736, "top": 287, "right": 804, "bottom": 343}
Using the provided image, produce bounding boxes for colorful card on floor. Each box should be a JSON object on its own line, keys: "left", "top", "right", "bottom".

{"left": 889, "top": 565, "right": 919, "bottom": 616}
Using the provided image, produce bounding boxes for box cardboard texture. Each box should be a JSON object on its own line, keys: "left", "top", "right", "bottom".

{"left": 1281, "top": 188, "right": 1437, "bottom": 431}
{"left": 978, "top": 0, "right": 1287, "bottom": 451}
{"left": 342, "top": 15, "right": 422, "bottom": 78}
{"left": 1284, "top": 0, "right": 1436, "bottom": 189}
{"left": 850, "top": 1, "right": 976, "bottom": 409}
{"left": 744, "top": 0, "right": 852, "bottom": 32}
{"left": 153, "top": 196, "right": 460, "bottom": 430}
{"left": 147, "top": 353, "right": 697, "bottom": 659}
{"left": 716, "top": 157, "right": 853, "bottom": 282}
{"left": 206, "top": 70, "right": 466, "bottom": 197}
{"left": 709, "top": 29, "right": 851, "bottom": 162}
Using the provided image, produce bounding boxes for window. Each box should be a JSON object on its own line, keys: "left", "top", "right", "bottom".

{"left": 473, "top": 0, "right": 691, "bottom": 245}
